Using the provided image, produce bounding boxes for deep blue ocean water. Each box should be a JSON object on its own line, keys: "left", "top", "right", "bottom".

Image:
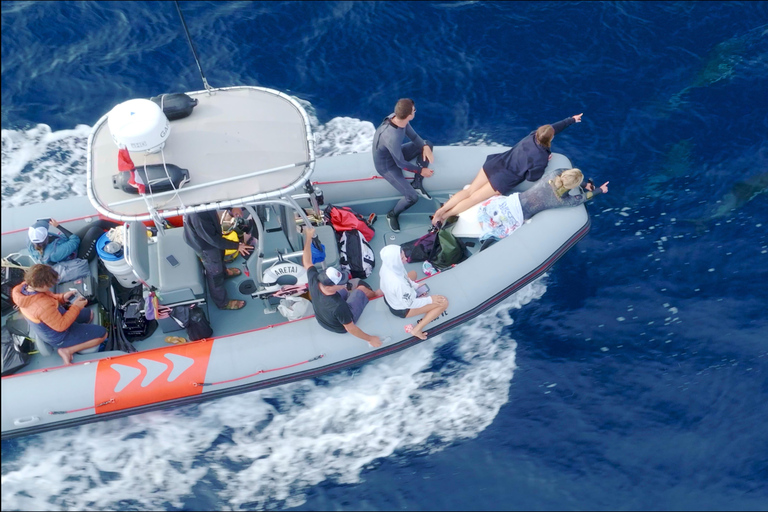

{"left": 2, "top": 1, "right": 768, "bottom": 510}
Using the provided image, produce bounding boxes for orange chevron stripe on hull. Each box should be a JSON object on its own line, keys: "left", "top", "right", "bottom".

{"left": 94, "top": 341, "right": 214, "bottom": 414}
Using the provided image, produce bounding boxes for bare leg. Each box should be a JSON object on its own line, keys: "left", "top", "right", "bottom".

{"left": 433, "top": 169, "right": 490, "bottom": 224}
{"left": 358, "top": 286, "right": 382, "bottom": 299}
{"left": 440, "top": 182, "right": 499, "bottom": 219}
{"left": 57, "top": 332, "right": 108, "bottom": 366}
{"left": 407, "top": 295, "right": 449, "bottom": 339}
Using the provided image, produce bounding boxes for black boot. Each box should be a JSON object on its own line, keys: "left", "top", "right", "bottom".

{"left": 386, "top": 211, "right": 401, "bottom": 232}
{"left": 411, "top": 173, "right": 432, "bottom": 200}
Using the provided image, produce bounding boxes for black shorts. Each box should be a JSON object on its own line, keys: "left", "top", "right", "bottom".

{"left": 385, "top": 299, "right": 409, "bottom": 318}
{"left": 483, "top": 154, "right": 523, "bottom": 196}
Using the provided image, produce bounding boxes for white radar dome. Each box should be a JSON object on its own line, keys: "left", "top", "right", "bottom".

{"left": 108, "top": 99, "right": 170, "bottom": 153}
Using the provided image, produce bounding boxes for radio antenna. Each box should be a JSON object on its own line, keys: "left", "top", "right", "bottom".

{"left": 175, "top": 1, "right": 213, "bottom": 94}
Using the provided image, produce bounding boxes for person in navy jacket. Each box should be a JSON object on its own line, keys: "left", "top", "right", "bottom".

{"left": 432, "top": 113, "right": 583, "bottom": 225}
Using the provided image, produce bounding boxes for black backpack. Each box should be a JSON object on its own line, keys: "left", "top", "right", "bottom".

{"left": 186, "top": 305, "right": 213, "bottom": 341}
{"left": 1, "top": 265, "right": 26, "bottom": 316}
{"left": 338, "top": 229, "right": 375, "bottom": 278}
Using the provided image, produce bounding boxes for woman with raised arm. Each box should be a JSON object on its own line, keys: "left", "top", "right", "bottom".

{"left": 27, "top": 218, "right": 81, "bottom": 265}
{"left": 432, "top": 113, "right": 584, "bottom": 225}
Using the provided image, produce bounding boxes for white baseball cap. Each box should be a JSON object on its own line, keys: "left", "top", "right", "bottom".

{"left": 320, "top": 267, "right": 350, "bottom": 286}
{"left": 28, "top": 226, "right": 48, "bottom": 244}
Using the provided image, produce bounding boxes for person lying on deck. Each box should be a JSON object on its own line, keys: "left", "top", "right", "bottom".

{"left": 476, "top": 167, "right": 608, "bottom": 242}
{"left": 302, "top": 227, "right": 383, "bottom": 348}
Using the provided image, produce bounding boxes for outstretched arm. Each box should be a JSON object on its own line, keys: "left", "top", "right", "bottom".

{"left": 551, "top": 113, "right": 583, "bottom": 135}
{"left": 302, "top": 226, "right": 315, "bottom": 270}
{"left": 343, "top": 322, "right": 382, "bottom": 348}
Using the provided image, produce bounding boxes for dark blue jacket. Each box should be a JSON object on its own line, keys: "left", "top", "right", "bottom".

{"left": 485, "top": 116, "right": 576, "bottom": 185}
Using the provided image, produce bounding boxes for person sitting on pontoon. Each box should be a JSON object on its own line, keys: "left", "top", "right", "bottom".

{"left": 379, "top": 245, "right": 449, "bottom": 340}
{"left": 476, "top": 167, "right": 608, "bottom": 242}
{"left": 302, "top": 227, "right": 383, "bottom": 348}
{"left": 373, "top": 98, "right": 436, "bottom": 233}
{"left": 27, "top": 218, "right": 80, "bottom": 265}
{"left": 11, "top": 264, "right": 107, "bottom": 366}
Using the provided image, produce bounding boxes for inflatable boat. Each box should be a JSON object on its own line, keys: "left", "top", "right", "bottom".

{"left": 1, "top": 86, "right": 590, "bottom": 439}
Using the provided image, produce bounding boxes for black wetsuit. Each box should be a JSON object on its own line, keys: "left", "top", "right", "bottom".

{"left": 372, "top": 114, "right": 432, "bottom": 216}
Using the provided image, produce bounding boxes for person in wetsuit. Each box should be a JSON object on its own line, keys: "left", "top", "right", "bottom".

{"left": 432, "top": 113, "right": 584, "bottom": 225}
{"left": 373, "top": 98, "right": 435, "bottom": 232}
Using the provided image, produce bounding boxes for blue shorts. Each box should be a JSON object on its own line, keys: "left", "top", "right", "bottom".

{"left": 337, "top": 288, "right": 369, "bottom": 323}
{"left": 47, "top": 307, "right": 107, "bottom": 349}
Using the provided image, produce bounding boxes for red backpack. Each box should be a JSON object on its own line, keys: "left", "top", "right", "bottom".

{"left": 323, "top": 204, "right": 375, "bottom": 242}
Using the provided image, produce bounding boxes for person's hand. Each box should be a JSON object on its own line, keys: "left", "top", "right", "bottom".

{"left": 303, "top": 226, "right": 316, "bottom": 239}
{"left": 49, "top": 219, "right": 60, "bottom": 228}
{"left": 573, "top": 113, "right": 584, "bottom": 123}
{"left": 368, "top": 336, "right": 382, "bottom": 348}
{"left": 585, "top": 182, "right": 595, "bottom": 192}
{"left": 73, "top": 297, "right": 88, "bottom": 308}
{"left": 421, "top": 168, "right": 435, "bottom": 178}
{"left": 599, "top": 181, "right": 609, "bottom": 194}
{"left": 422, "top": 145, "right": 434, "bottom": 164}
{"left": 238, "top": 243, "right": 253, "bottom": 257}
{"left": 63, "top": 290, "right": 76, "bottom": 301}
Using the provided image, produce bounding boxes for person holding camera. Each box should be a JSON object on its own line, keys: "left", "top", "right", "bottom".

{"left": 27, "top": 218, "right": 81, "bottom": 265}
{"left": 378, "top": 245, "right": 449, "bottom": 340}
{"left": 11, "top": 264, "right": 107, "bottom": 366}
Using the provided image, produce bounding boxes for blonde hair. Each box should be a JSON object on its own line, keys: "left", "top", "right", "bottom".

{"left": 553, "top": 168, "right": 583, "bottom": 190}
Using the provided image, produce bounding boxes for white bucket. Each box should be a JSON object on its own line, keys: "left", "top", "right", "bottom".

{"left": 102, "top": 255, "right": 140, "bottom": 288}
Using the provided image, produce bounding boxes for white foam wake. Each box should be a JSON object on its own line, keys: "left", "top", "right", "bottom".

{"left": 1, "top": 124, "right": 91, "bottom": 207}
{"left": 1, "top": 278, "right": 547, "bottom": 511}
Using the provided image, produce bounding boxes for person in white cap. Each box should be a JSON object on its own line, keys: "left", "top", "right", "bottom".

{"left": 27, "top": 218, "right": 81, "bottom": 265}
{"left": 302, "top": 227, "right": 383, "bottom": 348}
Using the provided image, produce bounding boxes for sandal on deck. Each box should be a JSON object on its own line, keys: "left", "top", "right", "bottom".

{"left": 165, "top": 336, "right": 188, "bottom": 345}
{"left": 221, "top": 299, "right": 246, "bottom": 310}
{"left": 225, "top": 267, "right": 242, "bottom": 278}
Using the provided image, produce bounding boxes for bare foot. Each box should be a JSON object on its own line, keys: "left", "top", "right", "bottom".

{"left": 57, "top": 348, "right": 73, "bottom": 366}
{"left": 411, "top": 329, "right": 428, "bottom": 340}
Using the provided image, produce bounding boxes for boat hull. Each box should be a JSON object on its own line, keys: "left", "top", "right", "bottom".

{"left": 2, "top": 149, "right": 589, "bottom": 439}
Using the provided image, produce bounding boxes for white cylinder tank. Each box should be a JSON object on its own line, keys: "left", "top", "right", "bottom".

{"left": 108, "top": 99, "right": 170, "bottom": 153}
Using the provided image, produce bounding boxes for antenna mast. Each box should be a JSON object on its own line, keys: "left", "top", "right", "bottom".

{"left": 175, "top": 1, "right": 213, "bottom": 94}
